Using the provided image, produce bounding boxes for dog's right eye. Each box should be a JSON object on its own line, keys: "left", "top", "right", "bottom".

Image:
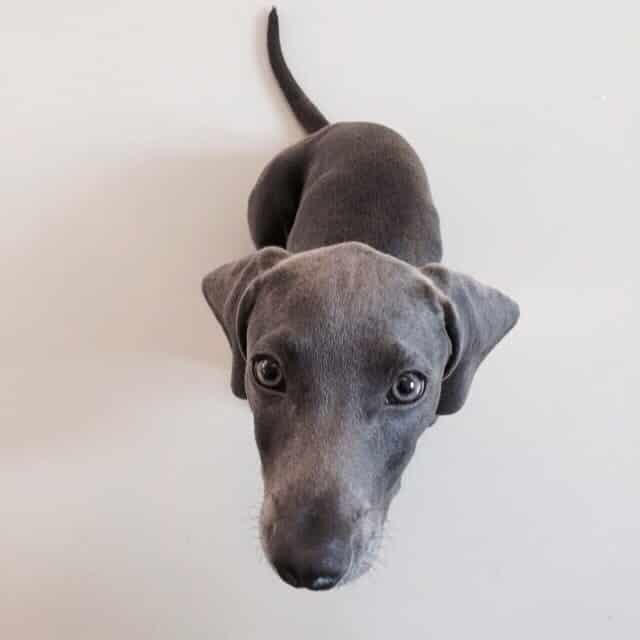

{"left": 252, "top": 356, "right": 285, "bottom": 391}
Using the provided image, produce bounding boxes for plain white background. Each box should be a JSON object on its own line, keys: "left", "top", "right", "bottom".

{"left": 1, "top": 1, "right": 638, "bottom": 638}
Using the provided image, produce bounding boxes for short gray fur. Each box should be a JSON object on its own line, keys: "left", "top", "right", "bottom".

{"left": 201, "top": 8, "right": 519, "bottom": 589}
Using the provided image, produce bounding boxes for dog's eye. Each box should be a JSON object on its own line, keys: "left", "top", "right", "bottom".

{"left": 253, "top": 356, "right": 285, "bottom": 390}
{"left": 387, "top": 372, "right": 426, "bottom": 405}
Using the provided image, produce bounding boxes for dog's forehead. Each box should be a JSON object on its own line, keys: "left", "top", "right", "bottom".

{"left": 272, "top": 243, "right": 429, "bottom": 304}
{"left": 250, "top": 243, "right": 446, "bottom": 355}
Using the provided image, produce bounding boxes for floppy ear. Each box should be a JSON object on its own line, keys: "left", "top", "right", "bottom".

{"left": 421, "top": 264, "right": 520, "bottom": 415}
{"left": 202, "top": 247, "right": 290, "bottom": 399}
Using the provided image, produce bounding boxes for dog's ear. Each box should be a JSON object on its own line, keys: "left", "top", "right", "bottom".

{"left": 202, "top": 247, "right": 290, "bottom": 399}
{"left": 420, "top": 264, "right": 519, "bottom": 415}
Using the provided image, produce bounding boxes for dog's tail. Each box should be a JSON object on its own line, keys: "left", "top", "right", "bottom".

{"left": 267, "top": 7, "right": 329, "bottom": 134}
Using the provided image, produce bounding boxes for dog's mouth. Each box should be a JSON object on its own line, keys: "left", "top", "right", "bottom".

{"left": 335, "top": 527, "right": 384, "bottom": 587}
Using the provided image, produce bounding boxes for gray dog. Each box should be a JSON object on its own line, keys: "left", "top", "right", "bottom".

{"left": 202, "top": 8, "right": 519, "bottom": 590}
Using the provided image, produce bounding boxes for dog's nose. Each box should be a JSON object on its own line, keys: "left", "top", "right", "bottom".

{"left": 272, "top": 539, "right": 349, "bottom": 590}
{"left": 275, "top": 562, "right": 343, "bottom": 590}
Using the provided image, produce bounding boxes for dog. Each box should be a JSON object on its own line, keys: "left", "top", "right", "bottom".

{"left": 202, "top": 8, "right": 519, "bottom": 590}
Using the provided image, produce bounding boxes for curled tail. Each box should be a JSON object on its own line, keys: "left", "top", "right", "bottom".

{"left": 267, "top": 7, "right": 329, "bottom": 134}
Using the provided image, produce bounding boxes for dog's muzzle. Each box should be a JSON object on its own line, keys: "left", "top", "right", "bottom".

{"left": 261, "top": 491, "right": 371, "bottom": 590}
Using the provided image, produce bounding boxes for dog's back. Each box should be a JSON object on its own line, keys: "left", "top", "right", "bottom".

{"left": 254, "top": 9, "right": 442, "bottom": 266}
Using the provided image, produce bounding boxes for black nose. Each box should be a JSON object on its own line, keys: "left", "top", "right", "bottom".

{"left": 275, "top": 563, "right": 343, "bottom": 590}
{"left": 272, "top": 538, "right": 349, "bottom": 591}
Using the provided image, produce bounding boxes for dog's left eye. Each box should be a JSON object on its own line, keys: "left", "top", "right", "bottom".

{"left": 253, "top": 356, "right": 285, "bottom": 391}
{"left": 387, "top": 371, "right": 426, "bottom": 405}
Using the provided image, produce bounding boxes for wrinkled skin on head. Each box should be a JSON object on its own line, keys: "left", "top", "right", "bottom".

{"left": 202, "top": 243, "right": 519, "bottom": 588}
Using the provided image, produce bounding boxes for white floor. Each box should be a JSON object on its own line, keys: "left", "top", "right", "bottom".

{"left": 1, "top": 1, "right": 638, "bottom": 638}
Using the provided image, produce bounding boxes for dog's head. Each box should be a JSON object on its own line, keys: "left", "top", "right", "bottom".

{"left": 202, "top": 242, "right": 518, "bottom": 589}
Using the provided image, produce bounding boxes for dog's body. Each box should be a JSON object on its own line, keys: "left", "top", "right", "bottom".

{"left": 202, "top": 9, "right": 519, "bottom": 590}
{"left": 249, "top": 121, "right": 443, "bottom": 267}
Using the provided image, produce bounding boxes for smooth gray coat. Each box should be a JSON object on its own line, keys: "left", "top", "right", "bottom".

{"left": 202, "top": 8, "right": 519, "bottom": 590}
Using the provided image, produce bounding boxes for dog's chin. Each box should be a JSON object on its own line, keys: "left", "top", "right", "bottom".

{"left": 337, "top": 528, "right": 384, "bottom": 586}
